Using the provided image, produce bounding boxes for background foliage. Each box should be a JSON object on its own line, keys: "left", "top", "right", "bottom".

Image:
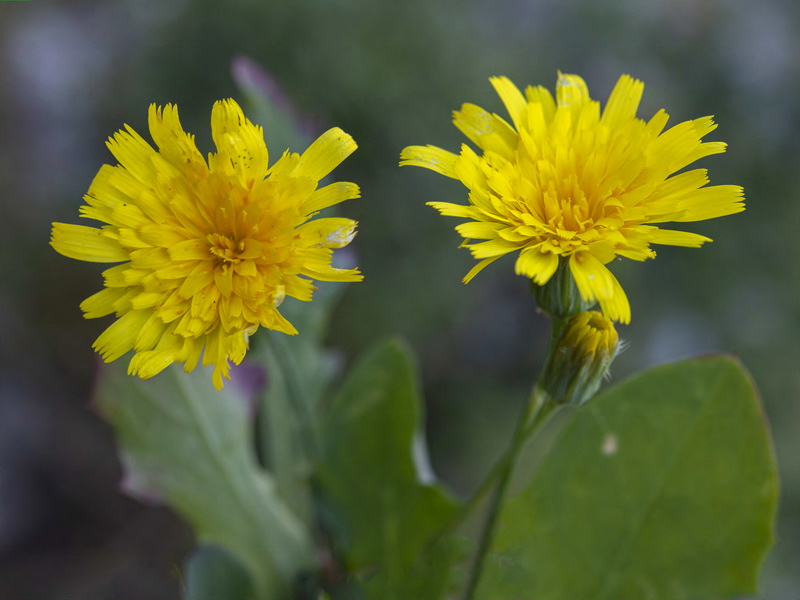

{"left": 0, "top": 0, "right": 798, "bottom": 597}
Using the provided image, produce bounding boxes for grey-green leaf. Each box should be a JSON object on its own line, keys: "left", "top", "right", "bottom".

{"left": 317, "top": 339, "right": 459, "bottom": 599}
{"left": 479, "top": 355, "right": 778, "bottom": 600}
{"left": 95, "top": 363, "right": 314, "bottom": 600}
{"left": 184, "top": 545, "right": 255, "bottom": 600}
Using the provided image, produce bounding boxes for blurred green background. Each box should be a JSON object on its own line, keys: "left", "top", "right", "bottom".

{"left": 1, "top": 0, "right": 798, "bottom": 597}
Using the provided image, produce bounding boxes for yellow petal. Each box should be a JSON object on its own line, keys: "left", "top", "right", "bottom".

{"left": 93, "top": 309, "right": 152, "bottom": 361}
{"left": 129, "top": 247, "right": 170, "bottom": 269}
{"left": 214, "top": 265, "right": 234, "bottom": 297}
{"left": 101, "top": 264, "right": 132, "bottom": 287}
{"left": 556, "top": 72, "right": 590, "bottom": 108}
{"left": 427, "top": 201, "right": 476, "bottom": 219}
{"left": 181, "top": 336, "right": 205, "bottom": 373}
{"left": 284, "top": 275, "right": 316, "bottom": 301}
{"left": 302, "top": 181, "right": 361, "bottom": 214}
{"left": 515, "top": 248, "right": 559, "bottom": 284}
{"left": 106, "top": 125, "right": 159, "bottom": 185}
{"left": 180, "top": 263, "right": 215, "bottom": 298}
{"left": 298, "top": 217, "right": 357, "bottom": 249}
{"left": 601, "top": 74, "right": 644, "bottom": 127}
{"left": 672, "top": 185, "right": 745, "bottom": 222}
{"left": 169, "top": 239, "right": 209, "bottom": 261}
{"left": 400, "top": 145, "right": 460, "bottom": 178}
{"left": 294, "top": 127, "right": 357, "bottom": 182}
{"left": 452, "top": 103, "right": 517, "bottom": 156}
{"left": 524, "top": 84, "right": 556, "bottom": 125}
{"left": 209, "top": 99, "right": 269, "bottom": 186}
{"left": 455, "top": 221, "right": 504, "bottom": 240}
{"left": 51, "top": 223, "right": 128, "bottom": 263}
{"left": 80, "top": 287, "right": 130, "bottom": 318}
{"left": 468, "top": 238, "right": 520, "bottom": 259}
{"left": 226, "top": 330, "right": 249, "bottom": 365}
{"left": 148, "top": 104, "right": 208, "bottom": 174}
{"left": 135, "top": 313, "right": 169, "bottom": 351}
{"left": 490, "top": 76, "right": 527, "bottom": 130}
{"left": 130, "top": 291, "right": 164, "bottom": 309}
{"left": 301, "top": 265, "right": 363, "bottom": 283}
{"left": 237, "top": 238, "right": 264, "bottom": 260}
{"left": 647, "top": 117, "right": 723, "bottom": 174}
{"left": 129, "top": 349, "right": 176, "bottom": 380}
{"left": 569, "top": 252, "right": 631, "bottom": 324}
{"left": 644, "top": 227, "right": 712, "bottom": 247}
{"left": 262, "top": 307, "right": 298, "bottom": 336}
{"left": 462, "top": 256, "right": 502, "bottom": 283}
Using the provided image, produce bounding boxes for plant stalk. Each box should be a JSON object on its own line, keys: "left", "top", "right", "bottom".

{"left": 462, "top": 384, "right": 558, "bottom": 600}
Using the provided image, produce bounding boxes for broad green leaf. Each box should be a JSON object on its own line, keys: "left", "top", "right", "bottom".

{"left": 317, "top": 339, "right": 459, "bottom": 600}
{"left": 479, "top": 355, "right": 778, "bottom": 600}
{"left": 95, "top": 363, "right": 314, "bottom": 600}
{"left": 184, "top": 545, "right": 254, "bottom": 600}
{"left": 362, "top": 535, "right": 467, "bottom": 600}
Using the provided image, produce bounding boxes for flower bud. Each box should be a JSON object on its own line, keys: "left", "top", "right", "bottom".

{"left": 541, "top": 311, "right": 620, "bottom": 406}
{"left": 532, "top": 257, "right": 594, "bottom": 320}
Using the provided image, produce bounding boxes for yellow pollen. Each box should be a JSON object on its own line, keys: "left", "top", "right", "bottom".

{"left": 208, "top": 233, "right": 243, "bottom": 263}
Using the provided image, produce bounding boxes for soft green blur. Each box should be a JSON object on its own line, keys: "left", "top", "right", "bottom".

{"left": 1, "top": 0, "right": 798, "bottom": 597}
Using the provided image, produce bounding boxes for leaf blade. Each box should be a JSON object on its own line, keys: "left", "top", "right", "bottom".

{"left": 317, "top": 339, "right": 459, "bottom": 599}
{"left": 480, "top": 356, "right": 778, "bottom": 600}
{"left": 96, "top": 363, "right": 314, "bottom": 600}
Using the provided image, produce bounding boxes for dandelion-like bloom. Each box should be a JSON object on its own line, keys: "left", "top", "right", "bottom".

{"left": 400, "top": 72, "right": 744, "bottom": 323}
{"left": 51, "top": 100, "right": 362, "bottom": 389}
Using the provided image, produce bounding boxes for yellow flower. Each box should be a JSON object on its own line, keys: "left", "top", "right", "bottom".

{"left": 400, "top": 72, "right": 744, "bottom": 323}
{"left": 51, "top": 100, "right": 362, "bottom": 389}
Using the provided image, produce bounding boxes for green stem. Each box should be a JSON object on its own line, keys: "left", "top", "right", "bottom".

{"left": 430, "top": 393, "right": 548, "bottom": 546}
{"left": 462, "top": 384, "right": 558, "bottom": 600}
{"left": 441, "top": 318, "right": 570, "bottom": 544}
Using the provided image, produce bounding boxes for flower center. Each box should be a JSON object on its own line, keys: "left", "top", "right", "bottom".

{"left": 207, "top": 232, "right": 245, "bottom": 264}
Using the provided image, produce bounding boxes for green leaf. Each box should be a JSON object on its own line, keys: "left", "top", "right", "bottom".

{"left": 479, "top": 355, "right": 778, "bottom": 600}
{"left": 362, "top": 535, "right": 467, "bottom": 600}
{"left": 95, "top": 363, "right": 315, "bottom": 600}
{"left": 317, "top": 339, "right": 459, "bottom": 600}
{"left": 184, "top": 545, "right": 255, "bottom": 600}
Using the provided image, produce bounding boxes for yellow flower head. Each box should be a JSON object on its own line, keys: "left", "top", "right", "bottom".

{"left": 400, "top": 72, "right": 744, "bottom": 323}
{"left": 51, "top": 99, "right": 362, "bottom": 389}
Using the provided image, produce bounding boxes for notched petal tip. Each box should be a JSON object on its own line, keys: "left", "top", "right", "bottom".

{"left": 51, "top": 222, "right": 129, "bottom": 263}
{"left": 294, "top": 127, "right": 357, "bottom": 182}
{"left": 556, "top": 72, "right": 590, "bottom": 107}
{"left": 400, "top": 145, "right": 460, "bottom": 178}
{"left": 489, "top": 76, "right": 527, "bottom": 130}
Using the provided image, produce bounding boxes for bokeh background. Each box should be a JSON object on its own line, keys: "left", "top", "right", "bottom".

{"left": 1, "top": 0, "right": 798, "bottom": 597}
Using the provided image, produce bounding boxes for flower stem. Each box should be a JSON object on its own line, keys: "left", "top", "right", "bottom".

{"left": 462, "top": 384, "right": 558, "bottom": 600}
